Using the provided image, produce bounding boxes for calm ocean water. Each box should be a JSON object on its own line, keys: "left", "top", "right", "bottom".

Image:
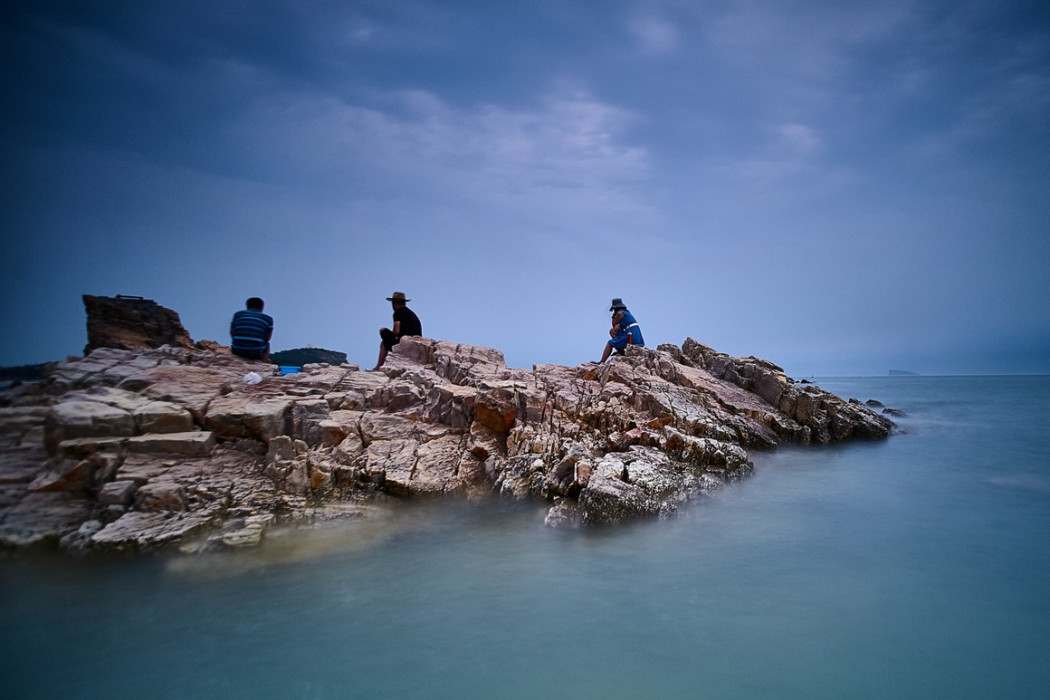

{"left": 2, "top": 376, "right": 1049, "bottom": 699}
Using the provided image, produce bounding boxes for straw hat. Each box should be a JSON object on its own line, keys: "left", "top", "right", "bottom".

{"left": 386, "top": 291, "right": 410, "bottom": 302}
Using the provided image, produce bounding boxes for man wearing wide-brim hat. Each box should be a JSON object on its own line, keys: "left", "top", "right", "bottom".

{"left": 373, "top": 291, "right": 423, "bottom": 370}
{"left": 597, "top": 297, "right": 645, "bottom": 363}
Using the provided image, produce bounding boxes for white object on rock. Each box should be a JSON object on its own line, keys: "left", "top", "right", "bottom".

{"left": 243, "top": 372, "right": 263, "bottom": 385}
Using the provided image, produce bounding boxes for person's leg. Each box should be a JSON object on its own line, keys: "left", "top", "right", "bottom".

{"left": 375, "top": 328, "right": 396, "bottom": 370}
{"left": 374, "top": 339, "right": 389, "bottom": 370}
{"left": 600, "top": 342, "right": 613, "bottom": 363}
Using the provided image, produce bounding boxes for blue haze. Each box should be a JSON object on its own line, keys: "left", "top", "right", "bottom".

{"left": 2, "top": 375, "right": 1049, "bottom": 698}
{"left": 2, "top": 1, "right": 1050, "bottom": 376}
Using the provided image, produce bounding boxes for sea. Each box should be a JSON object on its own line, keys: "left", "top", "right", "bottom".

{"left": 2, "top": 375, "right": 1049, "bottom": 699}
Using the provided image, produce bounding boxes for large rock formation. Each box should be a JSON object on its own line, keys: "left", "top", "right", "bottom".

{"left": 0, "top": 332, "right": 894, "bottom": 554}
{"left": 82, "top": 295, "right": 196, "bottom": 355}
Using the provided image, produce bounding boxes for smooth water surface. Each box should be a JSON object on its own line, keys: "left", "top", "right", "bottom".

{"left": 2, "top": 376, "right": 1049, "bottom": 699}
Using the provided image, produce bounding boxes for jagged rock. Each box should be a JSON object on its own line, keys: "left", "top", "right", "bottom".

{"left": 137, "top": 364, "right": 235, "bottom": 423}
{"left": 134, "top": 401, "right": 195, "bottom": 434}
{"left": 29, "top": 458, "right": 96, "bottom": 493}
{"left": 0, "top": 492, "right": 93, "bottom": 548}
{"left": 135, "top": 480, "right": 187, "bottom": 511}
{"left": 90, "top": 511, "right": 215, "bottom": 551}
{"left": 205, "top": 394, "right": 293, "bottom": 442}
{"left": 59, "top": 519, "right": 105, "bottom": 552}
{"left": 45, "top": 387, "right": 194, "bottom": 439}
{"left": 211, "top": 513, "right": 276, "bottom": 548}
{"left": 44, "top": 400, "right": 135, "bottom": 456}
{"left": 125, "top": 431, "right": 216, "bottom": 457}
{"left": 578, "top": 457, "right": 654, "bottom": 524}
{"left": 99, "top": 480, "right": 137, "bottom": 506}
{"left": 0, "top": 304, "right": 894, "bottom": 553}
{"left": 83, "top": 295, "right": 195, "bottom": 354}
{"left": 291, "top": 398, "right": 331, "bottom": 446}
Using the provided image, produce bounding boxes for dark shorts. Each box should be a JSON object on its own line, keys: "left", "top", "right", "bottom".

{"left": 380, "top": 328, "right": 401, "bottom": 352}
{"left": 232, "top": 347, "right": 267, "bottom": 361}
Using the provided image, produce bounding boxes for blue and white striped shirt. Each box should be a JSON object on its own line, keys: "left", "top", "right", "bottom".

{"left": 230, "top": 309, "right": 273, "bottom": 352}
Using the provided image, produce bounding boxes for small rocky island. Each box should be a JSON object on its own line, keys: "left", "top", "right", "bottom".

{"left": 0, "top": 297, "right": 894, "bottom": 554}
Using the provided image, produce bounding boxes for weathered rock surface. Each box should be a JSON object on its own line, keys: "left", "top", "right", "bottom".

{"left": 0, "top": 333, "right": 893, "bottom": 555}
{"left": 83, "top": 295, "right": 196, "bottom": 355}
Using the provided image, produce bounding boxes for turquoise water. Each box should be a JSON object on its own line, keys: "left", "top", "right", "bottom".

{"left": 2, "top": 376, "right": 1049, "bottom": 699}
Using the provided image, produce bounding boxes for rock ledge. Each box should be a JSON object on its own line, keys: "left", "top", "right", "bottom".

{"left": 0, "top": 337, "right": 892, "bottom": 554}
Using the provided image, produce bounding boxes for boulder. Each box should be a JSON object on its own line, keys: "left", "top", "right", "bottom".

{"left": 205, "top": 395, "right": 292, "bottom": 443}
{"left": 139, "top": 365, "right": 233, "bottom": 422}
{"left": 577, "top": 458, "right": 654, "bottom": 524}
{"left": 90, "top": 511, "right": 215, "bottom": 551}
{"left": 133, "top": 401, "right": 195, "bottom": 434}
{"left": 99, "top": 480, "right": 137, "bottom": 506}
{"left": 0, "top": 492, "right": 93, "bottom": 549}
{"left": 83, "top": 295, "right": 195, "bottom": 354}
{"left": 135, "top": 481, "right": 187, "bottom": 511}
{"left": 44, "top": 400, "right": 135, "bottom": 455}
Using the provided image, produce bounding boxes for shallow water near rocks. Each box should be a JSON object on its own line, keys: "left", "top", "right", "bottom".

{"left": 2, "top": 376, "right": 1049, "bottom": 699}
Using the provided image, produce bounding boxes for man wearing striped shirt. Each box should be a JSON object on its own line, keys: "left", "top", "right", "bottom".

{"left": 230, "top": 297, "right": 274, "bottom": 362}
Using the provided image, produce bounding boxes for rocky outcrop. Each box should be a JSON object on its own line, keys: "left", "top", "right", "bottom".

{"left": 0, "top": 335, "right": 893, "bottom": 555}
{"left": 83, "top": 295, "right": 196, "bottom": 355}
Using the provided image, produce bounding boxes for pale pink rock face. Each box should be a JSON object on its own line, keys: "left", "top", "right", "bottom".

{"left": 0, "top": 302, "right": 892, "bottom": 555}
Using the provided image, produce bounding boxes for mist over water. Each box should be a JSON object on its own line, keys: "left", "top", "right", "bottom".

{"left": 3, "top": 376, "right": 1049, "bottom": 699}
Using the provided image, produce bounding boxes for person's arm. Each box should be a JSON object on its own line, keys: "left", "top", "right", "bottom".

{"left": 392, "top": 321, "right": 401, "bottom": 336}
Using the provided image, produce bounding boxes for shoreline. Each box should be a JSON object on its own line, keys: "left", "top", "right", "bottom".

{"left": 0, "top": 335, "right": 894, "bottom": 556}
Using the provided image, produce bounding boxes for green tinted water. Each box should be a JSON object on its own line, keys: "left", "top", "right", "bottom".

{"left": 3, "top": 377, "right": 1049, "bottom": 698}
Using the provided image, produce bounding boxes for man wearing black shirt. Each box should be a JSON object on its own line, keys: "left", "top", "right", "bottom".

{"left": 373, "top": 291, "right": 422, "bottom": 370}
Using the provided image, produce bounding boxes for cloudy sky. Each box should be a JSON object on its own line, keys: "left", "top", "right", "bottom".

{"left": 3, "top": 0, "right": 1048, "bottom": 375}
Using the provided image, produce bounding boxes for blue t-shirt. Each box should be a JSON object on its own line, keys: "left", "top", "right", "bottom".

{"left": 609, "top": 309, "right": 644, "bottom": 350}
{"left": 230, "top": 309, "right": 273, "bottom": 352}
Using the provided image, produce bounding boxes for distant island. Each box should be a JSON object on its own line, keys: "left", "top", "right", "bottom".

{"left": 889, "top": 369, "right": 919, "bottom": 376}
{"left": 270, "top": 347, "right": 348, "bottom": 368}
{"left": 0, "top": 363, "right": 52, "bottom": 383}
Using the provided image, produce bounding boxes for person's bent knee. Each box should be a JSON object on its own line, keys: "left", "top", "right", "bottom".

{"left": 380, "top": 328, "right": 400, "bottom": 352}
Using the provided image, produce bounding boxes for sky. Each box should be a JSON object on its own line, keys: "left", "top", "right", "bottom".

{"left": 2, "top": 0, "right": 1049, "bottom": 376}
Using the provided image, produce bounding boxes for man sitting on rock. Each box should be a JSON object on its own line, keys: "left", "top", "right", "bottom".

{"left": 374, "top": 291, "right": 422, "bottom": 370}
{"left": 598, "top": 297, "right": 645, "bottom": 363}
{"left": 230, "top": 297, "right": 274, "bottom": 362}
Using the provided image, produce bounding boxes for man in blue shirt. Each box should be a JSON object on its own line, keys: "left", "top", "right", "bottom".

{"left": 598, "top": 297, "right": 644, "bottom": 363}
{"left": 230, "top": 297, "right": 274, "bottom": 362}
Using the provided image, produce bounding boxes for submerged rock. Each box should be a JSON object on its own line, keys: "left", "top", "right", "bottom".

{"left": 0, "top": 331, "right": 893, "bottom": 554}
